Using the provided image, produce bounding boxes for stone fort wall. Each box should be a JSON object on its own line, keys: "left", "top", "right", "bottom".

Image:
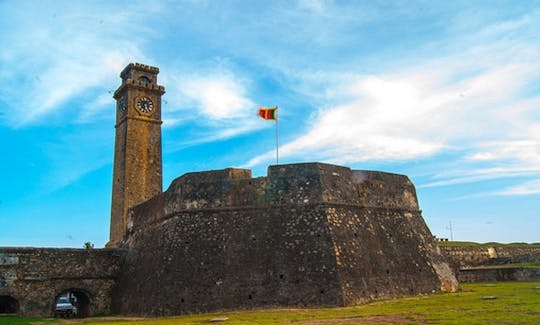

{"left": 112, "top": 163, "right": 457, "bottom": 316}
{"left": 0, "top": 248, "right": 120, "bottom": 316}
{"left": 440, "top": 245, "right": 540, "bottom": 269}
{"left": 439, "top": 245, "right": 540, "bottom": 283}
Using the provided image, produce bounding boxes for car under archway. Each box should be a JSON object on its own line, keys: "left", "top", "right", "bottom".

{"left": 54, "top": 289, "right": 91, "bottom": 318}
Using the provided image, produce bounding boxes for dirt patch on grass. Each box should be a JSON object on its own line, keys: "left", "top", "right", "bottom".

{"left": 297, "top": 314, "right": 411, "bottom": 324}
{"left": 32, "top": 316, "right": 147, "bottom": 324}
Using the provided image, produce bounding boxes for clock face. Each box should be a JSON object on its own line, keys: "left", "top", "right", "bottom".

{"left": 136, "top": 96, "right": 154, "bottom": 114}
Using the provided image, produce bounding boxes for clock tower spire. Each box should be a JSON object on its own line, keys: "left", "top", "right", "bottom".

{"left": 108, "top": 63, "right": 165, "bottom": 247}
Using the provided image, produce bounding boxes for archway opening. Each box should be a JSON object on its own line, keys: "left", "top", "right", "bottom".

{"left": 0, "top": 296, "right": 19, "bottom": 314}
{"left": 54, "top": 289, "right": 91, "bottom": 318}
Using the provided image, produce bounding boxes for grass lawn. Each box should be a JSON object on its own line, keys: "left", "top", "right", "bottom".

{"left": 3, "top": 282, "right": 539, "bottom": 324}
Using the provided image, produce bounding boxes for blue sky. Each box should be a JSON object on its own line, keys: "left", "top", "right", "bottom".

{"left": 1, "top": 0, "right": 539, "bottom": 247}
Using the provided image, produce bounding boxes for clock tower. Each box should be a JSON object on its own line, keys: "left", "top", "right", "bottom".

{"left": 108, "top": 63, "right": 165, "bottom": 247}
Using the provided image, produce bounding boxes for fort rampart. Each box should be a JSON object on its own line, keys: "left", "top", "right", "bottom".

{"left": 1, "top": 163, "right": 464, "bottom": 317}
{"left": 439, "top": 245, "right": 540, "bottom": 269}
{"left": 112, "top": 163, "right": 457, "bottom": 316}
{"left": 438, "top": 245, "right": 540, "bottom": 282}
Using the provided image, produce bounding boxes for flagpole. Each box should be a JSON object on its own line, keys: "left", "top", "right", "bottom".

{"left": 258, "top": 106, "right": 279, "bottom": 165}
{"left": 275, "top": 106, "right": 279, "bottom": 165}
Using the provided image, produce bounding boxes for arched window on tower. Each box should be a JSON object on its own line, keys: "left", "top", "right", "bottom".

{"left": 138, "top": 76, "right": 151, "bottom": 83}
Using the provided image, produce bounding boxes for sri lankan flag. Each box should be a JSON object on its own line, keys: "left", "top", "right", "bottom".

{"left": 258, "top": 107, "right": 278, "bottom": 120}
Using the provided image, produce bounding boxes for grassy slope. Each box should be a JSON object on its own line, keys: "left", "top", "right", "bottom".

{"left": 5, "top": 282, "right": 540, "bottom": 325}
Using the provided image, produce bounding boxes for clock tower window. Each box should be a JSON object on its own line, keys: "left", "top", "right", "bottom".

{"left": 138, "top": 76, "right": 151, "bottom": 83}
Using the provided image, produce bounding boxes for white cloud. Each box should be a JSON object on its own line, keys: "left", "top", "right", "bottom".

{"left": 162, "top": 70, "right": 268, "bottom": 151}
{"left": 447, "top": 176, "right": 540, "bottom": 200}
{"left": 495, "top": 179, "right": 540, "bottom": 196}
{"left": 247, "top": 61, "right": 538, "bottom": 166}
{"left": 79, "top": 92, "right": 116, "bottom": 123}
{"left": 28, "top": 52, "right": 130, "bottom": 121}
{"left": 246, "top": 24, "right": 540, "bottom": 186}
{"left": 420, "top": 166, "right": 540, "bottom": 189}
{"left": 297, "top": 0, "right": 327, "bottom": 14}
{"left": 180, "top": 75, "right": 254, "bottom": 120}
{"left": 0, "top": 2, "right": 147, "bottom": 126}
{"left": 420, "top": 137, "right": 540, "bottom": 189}
{"left": 246, "top": 5, "right": 540, "bottom": 182}
{"left": 3, "top": 1, "right": 540, "bottom": 196}
{"left": 466, "top": 140, "right": 540, "bottom": 165}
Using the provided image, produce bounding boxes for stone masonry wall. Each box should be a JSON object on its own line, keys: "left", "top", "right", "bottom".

{"left": 0, "top": 248, "right": 121, "bottom": 316}
{"left": 112, "top": 163, "right": 457, "bottom": 316}
{"left": 115, "top": 206, "right": 343, "bottom": 315}
{"left": 458, "top": 267, "right": 540, "bottom": 283}
{"left": 438, "top": 245, "right": 540, "bottom": 282}
{"left": 440, "top": 246, "right": 540, "bottom": 270}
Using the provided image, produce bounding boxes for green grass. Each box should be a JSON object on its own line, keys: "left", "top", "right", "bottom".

{"left": 0, "top": 317, "right": 57, "bottom": 325}
{"left": 5, "top": 282, "right": 540, "bottom": 324}
{"left": 515, "top": 261, "right": 540, "bottom": 268}
{"left": 437, "top": 241, "right": 540, "bottom": 247}
{"left": 463, "top": 261, "right": 540, "bottom": 269}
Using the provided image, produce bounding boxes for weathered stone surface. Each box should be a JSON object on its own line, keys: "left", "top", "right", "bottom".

{"left": 109, "top": 63, "right": 165, "bottom": 247}
{"left": 0, "top": 248, "right": 121, "bottom": 316}
{"left": 438, "top": 245, "right": 540, "bottom": 282}
{"left": 112, "top": 163, "right": 458, "bottom": 316}
{"left": 459, "top": 267, "right": 540, "bottom": 283}
{"left": 440, "top": 246, "right": 540, "bottom": 270}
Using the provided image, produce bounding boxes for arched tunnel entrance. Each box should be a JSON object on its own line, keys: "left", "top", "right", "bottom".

{"left": 54, "top": 289, "right": 91, "bottom": 318}
{"left": 0, "top": 296, "right": 19, "bottom": 314}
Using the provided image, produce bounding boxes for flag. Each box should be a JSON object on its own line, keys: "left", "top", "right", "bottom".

{"left": 258, "top": 107, "right": 277, "bottom": 120}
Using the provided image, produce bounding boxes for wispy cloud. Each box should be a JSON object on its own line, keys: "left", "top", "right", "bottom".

{"left": 246, "top": 11, "right": 540, "bottom": 195}
{"left": 495, "top": 179, "right": 540, "bottom": 196}
{"left": 176, "top": 74, "right": 255, "bottom": 120}
{"left": 420, "top": 166, "right": 540, "bottom": 189}
{"left": 163, "top": 70, "right": 269, "bottom": 151}
{"left": 247, "top": 62, "right": 540, "bottom": 167}
{"left": 3, "top": 1, "right": 540, "bottom": 194}
{"left": 447, "top": 177, "right": 540, "bottom": 200}
{"left": 78, "top": 92, "right": 116, "bottom": 123}
{"left": 0, "top": 2, "right": 148, "bottom": 126}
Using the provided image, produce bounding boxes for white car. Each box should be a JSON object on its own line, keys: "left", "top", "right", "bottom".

{"left": 55, "top": 297, "right": 77, "bottom": 317}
